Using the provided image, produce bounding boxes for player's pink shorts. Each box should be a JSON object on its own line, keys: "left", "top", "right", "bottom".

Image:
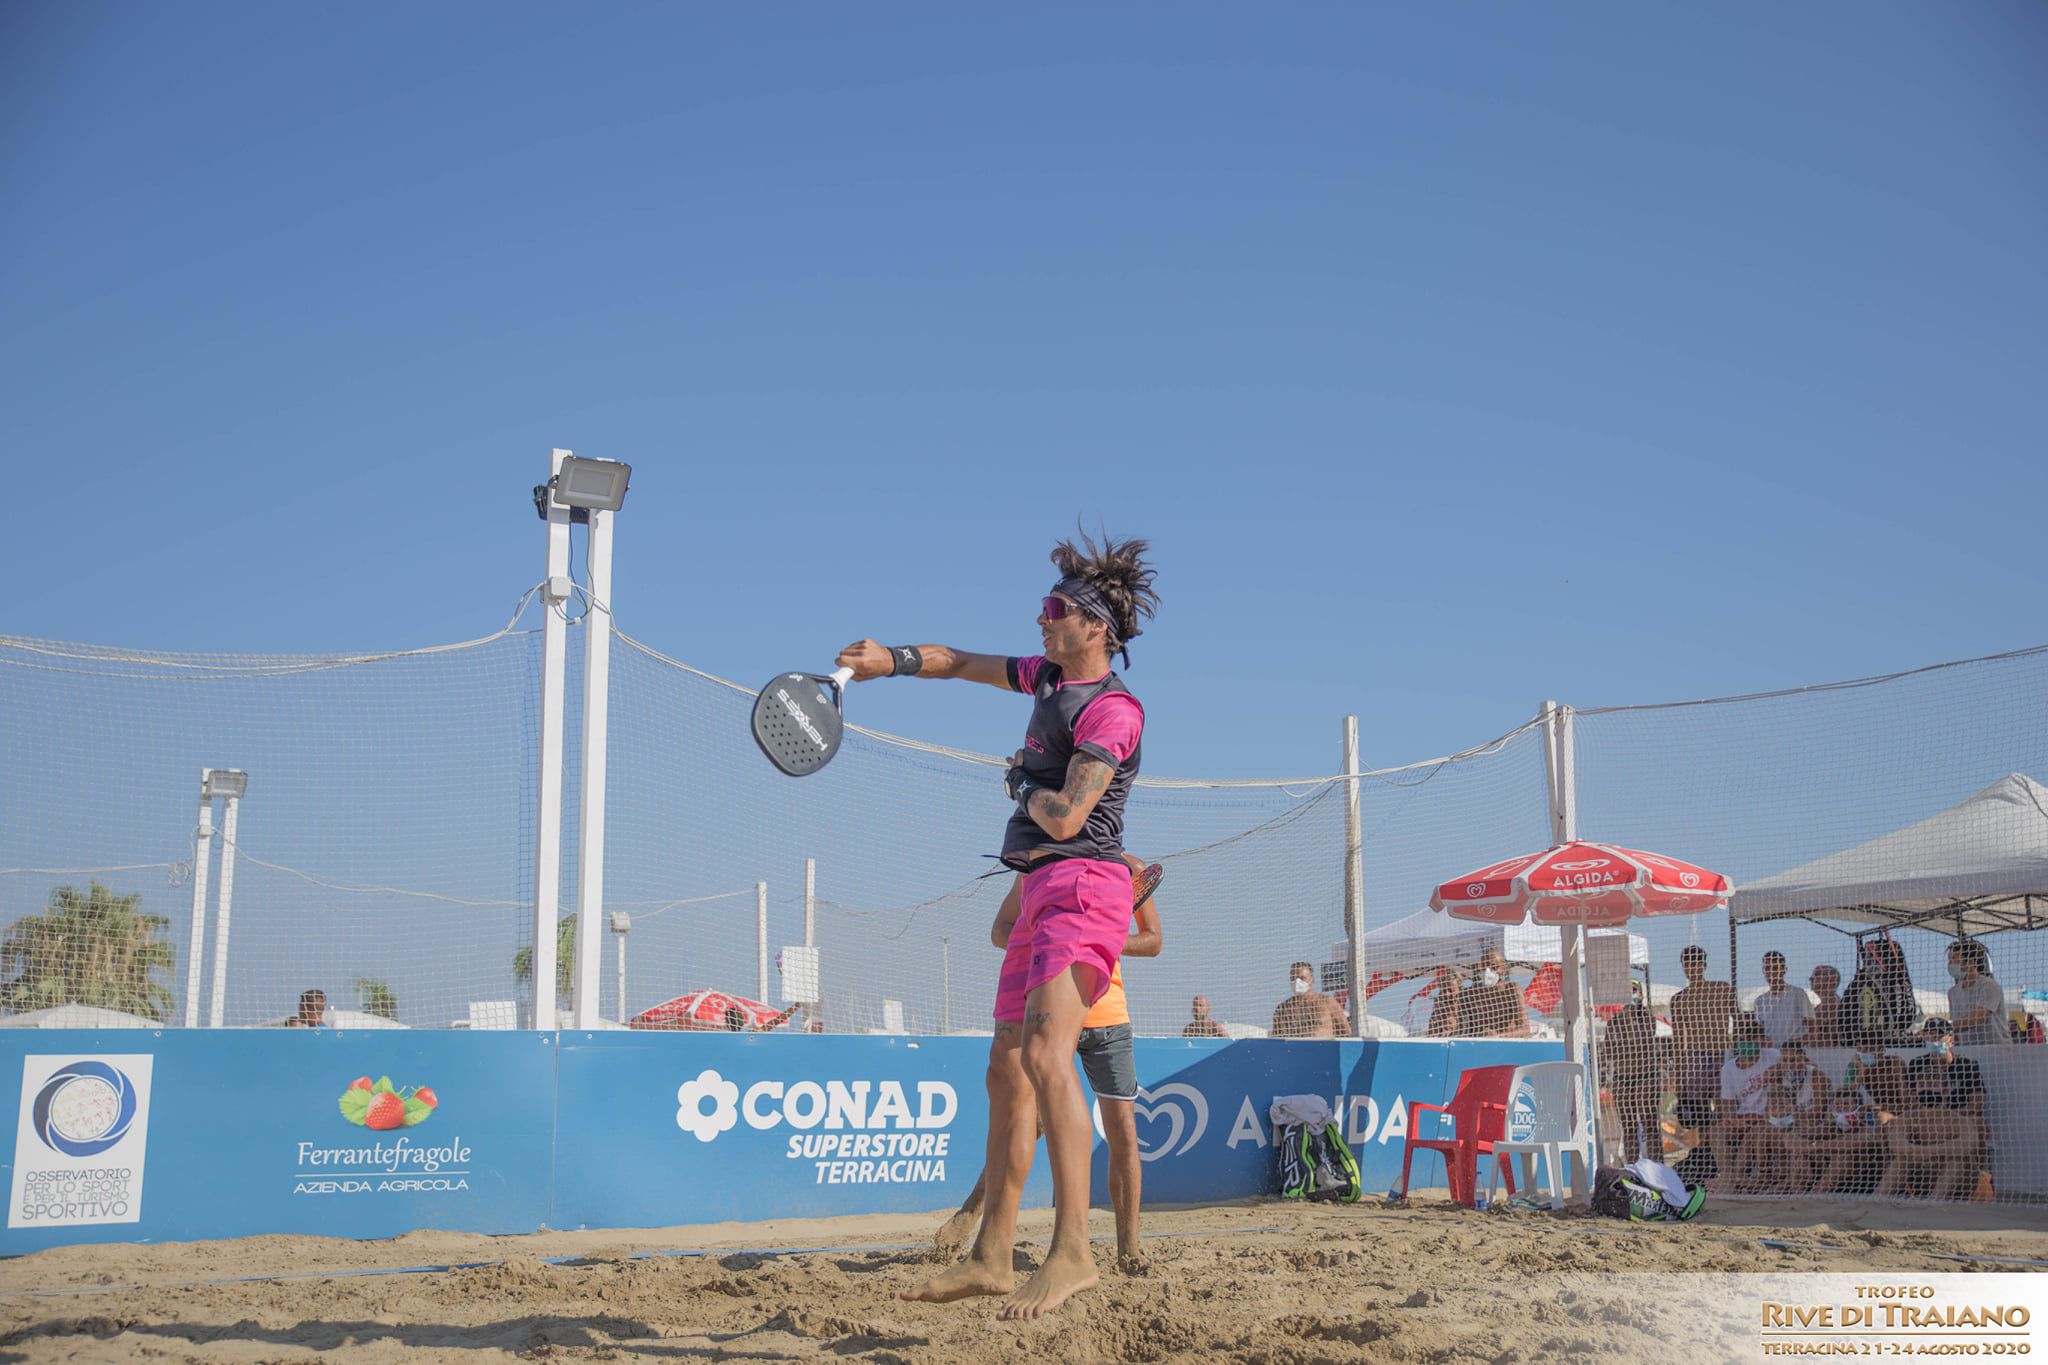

{"left": 993, "top": 857, "right": 1132, "bottom": 1023}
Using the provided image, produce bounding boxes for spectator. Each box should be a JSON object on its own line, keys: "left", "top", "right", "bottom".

{"left": 1946, "top": 940, "right": 2010, "bottom": 1049}
{"left": 1741, "top": 1042, "right": 1824, "bottom": 1193}
{"left": 1671, "top": 945, "right": 1735, "bottom": 1132}
{"left": 1877, "top": 1019, "right": 1987, "bottom": 1200}
{"left": 1271, "top": 961, "right": 1350, "bottom": 1039}
{"left": 1424, "top": 965, "right": 1461, "bottom": 1039}
{"left": 1708, "top": 1013, "right": 1780, "bottom": 1192}
{"left": 1843, "top": 934, "right": 1916, "bottom": 1047}
{"left": 2027, "top": 1014, "right": 2045, "bottom": 1046}
{"left": 1604, "top": 980, "right": 1663, "bottom": 1164}
{"left": 286, "top": 988, "right": 327, "bottom": 1028}
{"left": 1182, "top": 995, "right": 1226, "bottom": 1039}
{"left": 1753, "top": 950, "right": 1814, "bottom": 1046}
{"left": 1806, "top": 965, "right": 1844, "bottom": 1048}
{"left": 1458, "top": 950, "right": 1529, "bottom": 1037}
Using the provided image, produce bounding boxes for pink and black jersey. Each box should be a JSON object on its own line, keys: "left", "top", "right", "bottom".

{"left": 999, "top": 655, "right": 1144, "bottom": 869}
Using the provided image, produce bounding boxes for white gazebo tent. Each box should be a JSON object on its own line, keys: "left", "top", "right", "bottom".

{"left": 1362, "top": 907, "right": 1649, "bottom": 977}
{"left": 1730, "top": 772, "right": 2048, "bottom": 1197}
{"left": 0, "top": 1005, "right": 162, "bottom": 1028}
{"left": 1730, "top": 773, "right": 2048, "bottom": 940}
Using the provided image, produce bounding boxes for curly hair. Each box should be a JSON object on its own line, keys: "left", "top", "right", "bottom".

{"left": 1049, "top": 530, "right": 1159, "bottom": 648}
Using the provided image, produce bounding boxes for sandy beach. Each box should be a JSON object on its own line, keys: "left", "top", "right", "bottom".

{"left": 2, "top": 1194, "right": 2043, "bottom": 1363}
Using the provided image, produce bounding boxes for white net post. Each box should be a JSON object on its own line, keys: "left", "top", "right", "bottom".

{"left": 756, "top": 882, "right": 768, "bottom": 1002}
{"left": 1341, "top": 716, "right": 1367, "bottom": 1036}
{"left": 572, "top": 498, "right": 617, "bottom": 1030}
{"left": 182, "top": 781, "right": 213, "bottom": 1028}
{"left": 532, "top": 448, "right": 573, "bottom": 1030}
{"left": 206, "top": 787, "right": 242, "bottom": 1028}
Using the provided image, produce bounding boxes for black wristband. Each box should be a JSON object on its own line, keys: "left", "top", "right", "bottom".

{"left": 888, "top": 645, "right": 923, "bottom": 677}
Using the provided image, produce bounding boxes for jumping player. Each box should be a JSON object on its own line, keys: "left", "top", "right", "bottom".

{"left": 933, "top": 857, "right": 1164, "bottom": 1270}
{"left": 836, "top": 532, "right": 1157, "bottom": 1319}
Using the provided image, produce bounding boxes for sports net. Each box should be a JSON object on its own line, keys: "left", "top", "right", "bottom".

{"left": 5, "top": 599, "right": 2046, "bottom": 1206}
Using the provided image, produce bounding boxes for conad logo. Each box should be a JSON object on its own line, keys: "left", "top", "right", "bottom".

{"left": 675, "top": 1069, "right": 957, "bottom": 1145}
{"left": 1092, "top": 1083, "right": 1208, "bottom": 1162}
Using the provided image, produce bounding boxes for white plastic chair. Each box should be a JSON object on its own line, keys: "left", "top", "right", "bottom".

{"left": 1485, "top": 1060, "right": 1596, "bottom": 1210}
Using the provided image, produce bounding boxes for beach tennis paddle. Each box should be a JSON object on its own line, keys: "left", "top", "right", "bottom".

{"left": 752, "top": 667, "right": 854, "bottom": 776}
{"left": 1133, "top": 861, "right": 1164, "bottom": 911}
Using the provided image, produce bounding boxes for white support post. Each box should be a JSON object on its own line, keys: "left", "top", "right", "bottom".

{"left": 183, "top": 781, "right": 214, "bottom": 1029}
{"left": 940, "top": 936, "right": 952, "bottom": 1035}
{"left": 206, "top": 791, "right": 241, "bottom": 1028}
{"left": 572, "top": 501, "right": 616, "bottom": 1029}
{"left": 533, "top": 449, "right": 573, "bottom": 1030}
{"left": 616, "top": 932, "right": 628, "bottom": 1024}
{"left": 1341, "top": 716, "right": 1368, "bottom": 1037}
{"left": 1541, "top": 699, "right": 1595, "bottom": 1198}
{"left": 756, "top": 882, "right": 770, "bottom": 1002}
{"left": 803, "top": 859, "right": 816, "bottom": 950}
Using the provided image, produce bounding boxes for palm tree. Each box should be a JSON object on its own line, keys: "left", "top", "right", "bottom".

{"left": 0, "top": 882, "right": 177, "bottom": 1021}
{"left": 512, "top": 916, "right": 577, "bottom": 1003}
{"left": 352, "top": 976, "right": 398, "bottom": 1020}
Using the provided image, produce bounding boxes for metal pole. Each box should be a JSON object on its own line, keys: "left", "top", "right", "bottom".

{"left": 610, "top": 916, "right": 626, "bottom": 1023}
{"left": 940, "top": 936, "right": 952, "bottom": 1034}
{"left": 183, "top": 781, "right": 214, "bottom": 1029}
{"left": 1342, "top": 716, "right": 1368, "bottom": 1036}
{"left": 804, "top": 858, "right": 816, "bottom": 949}
{"left": 534, "top": 448, "right": 573, "bottom": 1029}
{"left": 207, "top": 791, "right": 241, "bottom": 1028}
{"left": 572, "top": 500, "right": 617, "bottom": 1029}
{"left": 1540, "top": 699, "right": 1594, "bottom": 1199}
{"left": 756, "top": 881, "right": 770, "bottom": 1002}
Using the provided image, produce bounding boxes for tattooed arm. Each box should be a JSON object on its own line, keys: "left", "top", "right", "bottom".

{"left": 1020, "top": 753, "right": 1116, "bottom": 843}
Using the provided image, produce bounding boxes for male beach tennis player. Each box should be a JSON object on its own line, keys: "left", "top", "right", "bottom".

{"left": 836, "top": 532, "right": 1158, "bottom": 1320}
{"left": 931, "top": 857, "right": 1164, "bottom": 1271}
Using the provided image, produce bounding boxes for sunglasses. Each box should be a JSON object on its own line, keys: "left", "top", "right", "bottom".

{"left": 1041, "top": 595, "right": 1087, "bottom": 622}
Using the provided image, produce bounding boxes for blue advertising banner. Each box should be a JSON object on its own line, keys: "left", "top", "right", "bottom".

{"left": 553, "top": 1032, "right": 1015, "bottom": 1229}
{"left": 0, "top": 1030, "right": 556, "bottom": 1254}
{"left": 3, "top": 1031, "right": 1567, "bottom": 1250}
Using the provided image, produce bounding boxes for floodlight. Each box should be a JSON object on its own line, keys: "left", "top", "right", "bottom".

{"left": 554, "top": 457, "right": 632, "bottom": 513}
{"left": 609, "top": 912, "right": 632, "bottom": 935}
{"left": 203, "top": 769, "right": 249, "bottom": 800}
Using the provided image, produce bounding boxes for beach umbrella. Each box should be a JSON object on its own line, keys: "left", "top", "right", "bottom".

{"left": 1430, "top": 841, "right": 1730, "bottom": 928}
{"left": 630, "top": 989, "right": 796, "bottom": 1032}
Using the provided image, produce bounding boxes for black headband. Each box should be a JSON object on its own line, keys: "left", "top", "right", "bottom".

{"left": 1052, "top": 575, "right": 1139, "bottom": 666}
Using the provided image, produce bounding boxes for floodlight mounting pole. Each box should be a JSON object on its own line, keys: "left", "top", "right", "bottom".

{"left": 183, "top": 774, "right": 216, "bottom": 1028}
{"left": 533, "top": 449, "right": 573, "bottom": 1028}
{"left": 571, "top": 491, "right": 617, "bottom": 1028}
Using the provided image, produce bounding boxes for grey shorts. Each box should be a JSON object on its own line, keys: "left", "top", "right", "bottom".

{"left": 1076, "top": 1022, "right": 1137, "bottom": 1101}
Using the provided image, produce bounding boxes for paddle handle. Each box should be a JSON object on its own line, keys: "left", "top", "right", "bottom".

{"left": 828, "top": 666, "right": 854, "bottom": 690}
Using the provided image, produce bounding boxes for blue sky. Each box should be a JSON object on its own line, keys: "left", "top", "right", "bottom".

{"left": 5, "top": 2, "right": 2044, "bottom": 781}
{"left": 3, "top": 4, "right": 2046, "bottom": 1029}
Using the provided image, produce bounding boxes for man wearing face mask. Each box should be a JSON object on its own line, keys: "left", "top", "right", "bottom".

{"left": 1271, "top": 961, "right": 1350, "bottom": 1039}
{"left": 1459, "top": 950, "right": 1530, "bottom": 1038}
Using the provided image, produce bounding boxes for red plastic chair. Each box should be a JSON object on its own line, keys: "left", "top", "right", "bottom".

{"left": 1396, "top": 1063, "right": 1521, "bottom": 1207}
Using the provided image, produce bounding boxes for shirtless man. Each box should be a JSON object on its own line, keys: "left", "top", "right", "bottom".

{"left": 845, "top": 531, "right": 1159, "bottom": 1319}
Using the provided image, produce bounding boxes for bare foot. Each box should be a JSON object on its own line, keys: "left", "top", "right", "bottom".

{"left": 998, "top": 1250, "right": 1098, "bottom": 1320}
{"left": 900, "top": 1256, "right": 1013, "bottom": 1303}
{"left": 932, "top": 1206, "right": 978, "bottom": 1257}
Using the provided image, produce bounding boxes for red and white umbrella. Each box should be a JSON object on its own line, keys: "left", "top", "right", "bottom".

{"left": 1430, "top": 841, "right": 1729, "bottom": 928}
{"left": 630, "top": 989, "right": 796, "bottom": 1032}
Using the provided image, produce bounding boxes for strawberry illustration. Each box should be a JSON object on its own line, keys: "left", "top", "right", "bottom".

{"left": 365, "top": 1092, "right": 406, "bottom": 1130}
{"left": 349, "top": 1077, "right": 373, "bottom": 1091}
{"left": 412, "top": 1086, "right": 438, "bottom": 1109}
